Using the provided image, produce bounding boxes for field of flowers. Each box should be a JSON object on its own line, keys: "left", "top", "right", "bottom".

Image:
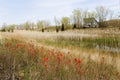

{"left": 0, "top": 37, "right": 120, "bottom": 80}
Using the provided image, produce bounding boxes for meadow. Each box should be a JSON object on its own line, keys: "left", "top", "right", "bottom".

{"left": 0, "top": 28, "right": 120, "bottom": 80}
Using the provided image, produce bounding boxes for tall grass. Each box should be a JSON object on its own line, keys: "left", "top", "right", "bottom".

{"left": 38, "top": 35, "right": 120, "bottom": 54}
{"left": 0, "top": 38, "right": 120, "bottom": 80}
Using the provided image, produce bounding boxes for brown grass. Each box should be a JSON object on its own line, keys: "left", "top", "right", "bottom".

{"left": 0, "top": 29, "right": 120, "bottom": 73}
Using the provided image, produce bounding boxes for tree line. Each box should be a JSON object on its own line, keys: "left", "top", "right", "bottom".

{"left": 0, "top": 6, "right": 120, "bottom": 32}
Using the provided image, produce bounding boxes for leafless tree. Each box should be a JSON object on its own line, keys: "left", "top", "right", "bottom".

{"left": 96, "top": 6, "right": 109, "bottom": 22}
{"left": 72, "top": 9, "right": 83, "bottom": 28}
{"left": 96, "top": 6, "right": 109, "bottom": 27}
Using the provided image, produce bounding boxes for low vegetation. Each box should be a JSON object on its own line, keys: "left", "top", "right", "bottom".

{"left": 0, "top": 38, "right": 120, "bottom": 80}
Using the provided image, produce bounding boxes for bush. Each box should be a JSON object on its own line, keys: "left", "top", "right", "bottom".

{"left": 106, "top": 19, "right": 120, "bottom": 28}
{"left": 56, "top": 27, "right": 59, "bottom": 32}
{"left": 73, "top": 24, "right": 76, "bottom": 29}
{"left": 1, "top": 28, "right": 6, "bottom": 32}
{"left": 42, "top": 28, "right": 44, "bottom": 32}
{"left": 98, "top": 21, "right": 108, "bottom": 28}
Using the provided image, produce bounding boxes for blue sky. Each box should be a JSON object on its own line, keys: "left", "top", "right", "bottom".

{"left": 0, "top": 0, "right": 119, "bottom": 26}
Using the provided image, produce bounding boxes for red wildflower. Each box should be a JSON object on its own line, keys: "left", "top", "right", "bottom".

{"left": 74, "top": 58, "right": 78, "bottom": 62}
{"left": 16, "top": 43, "right": 23, "bottom": 48}
{"left": 58, "top": 52, "right": 64, "bottom": 59}
{"left": 43, "top": 57, "right": 48, "bottom": 63}
{"left": 77, "top": 59, "right": 81, "bottom": 64}
{"left": 57, "top": 52, "right": 64, "bottom": 63}
{"left": 74, "top": 58, "right": 81, "bottom": 64}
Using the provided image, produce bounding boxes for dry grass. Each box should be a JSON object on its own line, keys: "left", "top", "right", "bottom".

{"left": 0, "top": 37, "right": 120, "bottom": 80}
{"left": 0, "top": 34, "right": 2, "bottom": 39}
{"left": 0, "top": 29, "right": 120, "bottom": 79}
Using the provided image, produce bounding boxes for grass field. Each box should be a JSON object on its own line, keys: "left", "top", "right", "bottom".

{"left": 0, "top": 28, "right": 120, "bottom": 80}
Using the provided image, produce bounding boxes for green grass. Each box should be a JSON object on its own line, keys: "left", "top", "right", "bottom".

{"left": 38, "top": 36, "right": 120, "bottom": 53}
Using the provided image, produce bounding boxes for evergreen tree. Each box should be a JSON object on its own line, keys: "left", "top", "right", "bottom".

{"left": 61, "top": 24, "right": 65, "bottom": 31}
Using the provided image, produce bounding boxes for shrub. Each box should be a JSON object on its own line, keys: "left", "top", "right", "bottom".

{"left": 55, "top": 26, "right": 59, "bottom": 32}
{"left": 42, "top": 28, "right": 44, "bottom": 32}
{"left": 73, "top": 24, "right": 76, "bottom": 29}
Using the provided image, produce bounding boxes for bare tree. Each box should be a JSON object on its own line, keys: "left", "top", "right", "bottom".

{"left": 43, "top": 20, "right": 51, "bottom": 28}
{"left": 72, "top": 9, "right": 83, "bottom": 28}
{"left": 54, "top": 17, "right": 60, "bottom": 32}
{"left": 96, "top": 6, "right": 109, "bottom": 22}
{"left": 109, "top": 10, "right": 114, "bottom": 20}
{"left": 96, "top": 6, "right": 109, "bottom": 27}
{"left": 82, "top": 10, "right": 88, "bottom": 18}
{"left": 54, "top": 17, "right": 60, "bottom": 26}
{"left": 31, "top": 22, "right": 35, "bottom": 30}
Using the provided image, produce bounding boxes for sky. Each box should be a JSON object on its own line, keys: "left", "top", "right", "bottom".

{"left": 0, "top": 0, "right": 119, "bottom": 26}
